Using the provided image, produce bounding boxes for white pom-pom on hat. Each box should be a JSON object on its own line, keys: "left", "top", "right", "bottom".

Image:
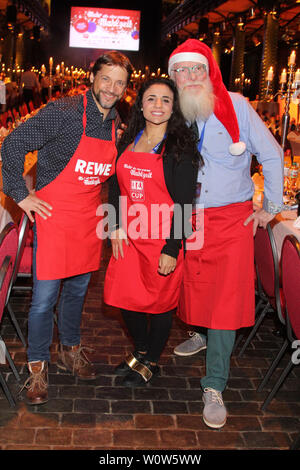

{"left": 229, "top": 141, "right": 246, "bottom": 156}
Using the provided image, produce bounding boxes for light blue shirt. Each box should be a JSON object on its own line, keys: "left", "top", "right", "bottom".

{"left": 196, "top": 92, "right": 284, "bottom": 213}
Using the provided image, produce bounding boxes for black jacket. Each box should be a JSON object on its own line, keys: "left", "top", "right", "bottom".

{"left": 108, "top": 144, "right": 198, "bottom": 259}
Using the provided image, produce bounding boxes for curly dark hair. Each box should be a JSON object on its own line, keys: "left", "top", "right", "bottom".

{"left": 117, "top": 77, "right": 202, "bottom": 167}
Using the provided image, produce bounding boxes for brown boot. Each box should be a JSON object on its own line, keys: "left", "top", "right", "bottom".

{"left": 21, "top": 361, "right": 48, "bottom": 405}
{"left": 57, "top": 344, "right": 98, "bottom": 380}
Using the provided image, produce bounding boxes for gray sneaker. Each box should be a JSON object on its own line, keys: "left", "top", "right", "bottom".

{"left": 173, "top": 331, "right": 207, "bottom": 356}
{"left": 202, "top": 387, "right": 227, "bottom": 429}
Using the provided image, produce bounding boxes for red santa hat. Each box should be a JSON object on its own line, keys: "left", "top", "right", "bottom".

{"left": 168, "top": 39, "right": 246, "bottom": 156}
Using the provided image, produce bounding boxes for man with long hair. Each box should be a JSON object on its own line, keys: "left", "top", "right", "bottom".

{"left": 169, "top": 39, "right": 283, "bottom": 429}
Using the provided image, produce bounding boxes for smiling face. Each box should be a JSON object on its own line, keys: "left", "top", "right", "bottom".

{"left": 171, "top": 60, "right": 214, "bottom": 122}
{"left": 141, "top": 83, "right": 174, "bottom": 127}
{"left": 170, "top": 60, "right": 208, "bottom": 93}
{"left": 90, "top": 64, "right": 128, "bottom": 116}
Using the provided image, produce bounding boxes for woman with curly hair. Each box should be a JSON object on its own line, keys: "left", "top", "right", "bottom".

{"left": 104, "top": 77, "right": 202, "bottom": 386}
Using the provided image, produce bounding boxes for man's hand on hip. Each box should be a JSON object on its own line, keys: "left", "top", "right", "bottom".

{"left": 18, "top": 192, "right": 53, "bottom": 222}
{"left": 244, "top": 207, "right": 275, "bottom": 236}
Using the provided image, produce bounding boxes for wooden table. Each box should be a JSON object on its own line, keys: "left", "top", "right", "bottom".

{"left": 271, "top": 210, "right": 300, "bottom": 258}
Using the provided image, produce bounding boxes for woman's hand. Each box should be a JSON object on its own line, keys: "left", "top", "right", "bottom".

{"left": 17, "top": 193, "right": 53, "bottom": 222}
{"left": 158, "top": 253, "right": 177, "bottom": 276}
{"left": 111, "top": 228, "right": 129, "bottom": 259}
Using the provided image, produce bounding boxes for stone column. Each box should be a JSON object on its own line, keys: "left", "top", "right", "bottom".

{"left": 259, "top": 12, "right": 279, "bottom": 100}
{"left": 229, "top": 26, "right": 245, "bottom": 93}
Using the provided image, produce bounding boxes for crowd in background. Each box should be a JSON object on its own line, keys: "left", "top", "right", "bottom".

{"left": 1, "top": 63, "right": 299, "bottom": 161}
{"left": 0, "top": 65, "right": 138, "bottom": 138}
{"left": 0, "top": 68, "right": 91, "bottom": 139}
{"left": 255, "top": 107, "right": 300, "bottom": 157}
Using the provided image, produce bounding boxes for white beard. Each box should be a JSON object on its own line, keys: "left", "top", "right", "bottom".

{"left": 179, "top": 78, "right": 215, "bottom": 123}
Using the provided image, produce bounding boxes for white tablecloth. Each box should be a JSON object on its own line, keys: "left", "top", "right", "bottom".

{"left": 271, "top": 210, "right": 300, "bottom": 258}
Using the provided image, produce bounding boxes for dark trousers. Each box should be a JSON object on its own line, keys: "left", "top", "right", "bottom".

{"left": 121, "top": 309, "right": 174, "bottom": 363}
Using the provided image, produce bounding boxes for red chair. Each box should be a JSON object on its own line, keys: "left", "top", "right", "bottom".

{"left": 0, "top": 223, "right": 21, "bottom": 407}
{"left": 6, "top": 214, "right": 32, "bottom": 347}
{"left": 19, "top": 103, "right": 28, "bottom": 117}
{"left": 238, "top": 224, "right": 285, "bottom": 357}
{"left": 291, "top": 432, "right": 300, "bottom": 450}
{"left": 12, "top": 108, "right": 19, "bottom": 120}
{"left": 7, "top": 109, "right": 13, "bottom": 120}
{"left": 28, "top": 101, "right": 34, "bottom": 112}
{"left": 261, "top": 235, "right": 300, "bottom": 411}
{"left": 1, "top": 111, "right": 7, "bottom": 127}
{"left": 11, "top": 213, "right": 33, "bottom": 292}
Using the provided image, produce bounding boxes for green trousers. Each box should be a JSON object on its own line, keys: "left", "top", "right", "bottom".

{"left": 200, "top": 329, "right": 236, "bottom": 393}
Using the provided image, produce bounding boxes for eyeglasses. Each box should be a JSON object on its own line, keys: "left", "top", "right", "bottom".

{"left": 171, "top": 64, "right": 207, "bottom": 79}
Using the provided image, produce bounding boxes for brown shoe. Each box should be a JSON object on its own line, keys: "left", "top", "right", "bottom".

{"left": 57, "top": 344, "right": 98, "bottom": 380}
{"left": 20, "top": 361, "right": 48, "bottom": 405}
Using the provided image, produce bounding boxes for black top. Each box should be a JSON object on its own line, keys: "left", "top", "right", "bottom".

{"left": 1, "top": 89, "right": 120, "bottom": 203}
{"left": 109, "top": 144, "right": 198, "bottom": 259}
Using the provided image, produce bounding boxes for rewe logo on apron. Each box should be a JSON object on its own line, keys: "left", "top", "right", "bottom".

{"left": 35, "top": 92, "right": 117, "bottom": 280}
{"left": 75, "top": 158, "right": 113, "bottom": 186}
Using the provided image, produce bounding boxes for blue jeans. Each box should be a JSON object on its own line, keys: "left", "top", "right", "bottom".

{"left": 27, "top": 226, "right": 91, "bottom": 362}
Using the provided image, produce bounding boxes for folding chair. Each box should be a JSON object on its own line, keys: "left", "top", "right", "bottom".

{"left": 11, "top": 213, "right": 33, "bottom": 293}
{"left": 12, "top": 108, "right": 19, "bottom": 120}
{"left": 234, "top": 265, "right": 268, "bottom": 353}
{"left": 238, "top": 224, "right": 285, "bottom": 357}
{"left": 261, "top": 235, "right": 300, "bottom": 411}
{"left": 0, "top": 223, "right": 21, "bottom": 406}
{"left": 28, "top": 101, "right": 34, "bottom": 112}
{"left": 1, "top": 111, "right": 7, "bottom": 127}
{"left": 5, "top": 213, "right": 32, "bottom": 346}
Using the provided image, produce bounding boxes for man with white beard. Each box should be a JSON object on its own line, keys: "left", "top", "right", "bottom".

{"left": 168, "top": 39, "right": 283, "bottom": 429}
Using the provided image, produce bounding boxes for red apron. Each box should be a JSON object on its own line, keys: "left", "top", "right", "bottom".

{"left": 104, "top": 148, "right": 184, "bottom": 313}
{"left": 35, "top": 93, "right": 117, "bottom": 280}
{"left": 178, "top": 201, "right": 255, "bottom": 330}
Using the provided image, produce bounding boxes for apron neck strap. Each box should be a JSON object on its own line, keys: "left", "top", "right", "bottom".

{"left": 133, "top": 129, "right": 166, "bottom": 153}
{"left": 82, "top": 92, "right": 87, "bottom": 133}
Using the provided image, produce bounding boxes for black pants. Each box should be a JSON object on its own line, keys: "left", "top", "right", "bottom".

{"left": 121, "top": 309, "right": 174, "bottom": 363}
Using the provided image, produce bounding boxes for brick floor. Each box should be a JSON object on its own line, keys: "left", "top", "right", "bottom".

{"left": 0, "top": 219, "right": 300, "bottom": 450}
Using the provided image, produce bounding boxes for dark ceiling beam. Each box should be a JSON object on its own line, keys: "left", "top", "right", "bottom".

{"left": 162, "top": 0, "right": 300, "bottom": 47}
{"left": 161, "top": 0, "right": 225, "bottom": 37}
{"left": 281, "top": 10, "right": 300, "bottom": 29}
{"left": 16, "top": 0, "right": 50, "bottom": 30}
